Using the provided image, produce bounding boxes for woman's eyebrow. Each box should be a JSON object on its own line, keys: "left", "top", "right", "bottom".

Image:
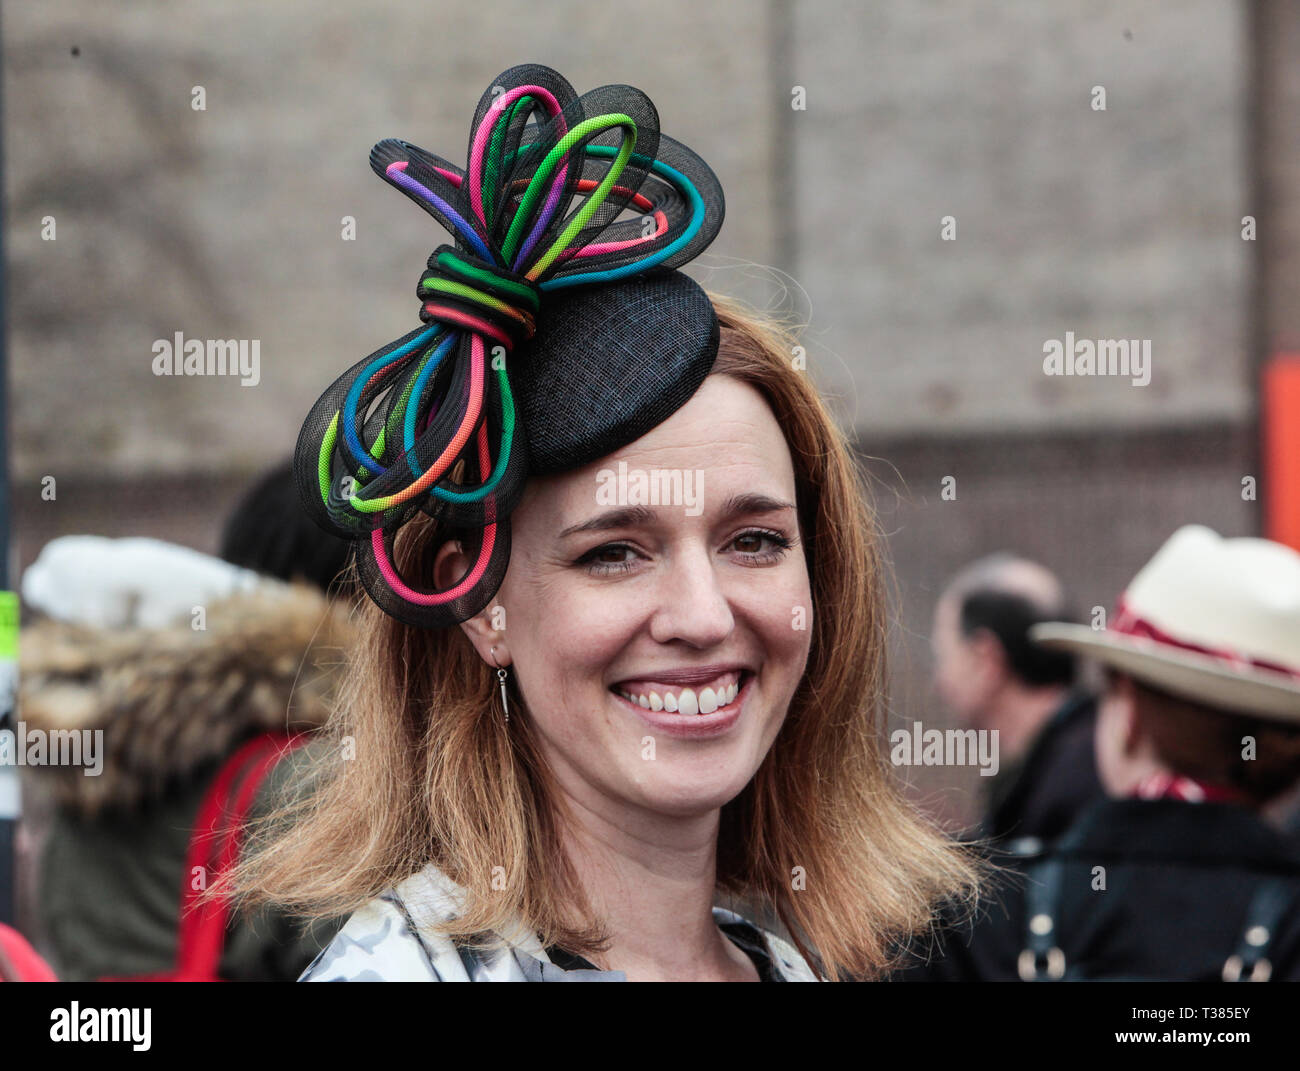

{"left": 558, "top": 505, "right": 656, "bottom": 539}
{"left": 718, "top": 492, "right": 798, "bottom": 520}
{"left": 557, "top": 493, "right": 796, "bottom": 539}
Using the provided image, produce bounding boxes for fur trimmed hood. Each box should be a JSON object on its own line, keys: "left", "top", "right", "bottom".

{"left": 18, "top": 582, "right": 355, "bottom": 816}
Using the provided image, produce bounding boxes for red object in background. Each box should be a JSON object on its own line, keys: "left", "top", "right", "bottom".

{"left": 1263, "top": 355, "right": 1300, "bottom": 553}
{"left": 99, "top": 731, "right": 308, "bottom": 982}
{"left": 0, "top": 921, "right": 58, "bottom": 981}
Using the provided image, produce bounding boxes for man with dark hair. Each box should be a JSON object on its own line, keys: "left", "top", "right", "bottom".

{"left": 930, "top": 554, "right": 1102, "bottom": 843}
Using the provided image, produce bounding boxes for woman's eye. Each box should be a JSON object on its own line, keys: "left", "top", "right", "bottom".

{"left": 730, "top": 529, "right": 793, "bottom": 563}
{"left": 577, "top": 543, "right": 641, "bottom": 575}
{"left": 577, "top": 530, "right": 793, "bottom": 576}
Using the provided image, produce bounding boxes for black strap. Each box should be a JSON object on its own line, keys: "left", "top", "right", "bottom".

{"left": 1017, "top": 855, "right": 1067, "bottom": 981}
{"left": 1223, "top": 879, "right": 1293, "bottom": 982}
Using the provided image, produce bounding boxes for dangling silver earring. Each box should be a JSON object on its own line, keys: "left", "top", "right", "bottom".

{"left": 490, "top": 646, "right": 509, "bottom": 724}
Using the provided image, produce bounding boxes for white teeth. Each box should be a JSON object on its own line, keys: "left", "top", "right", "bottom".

{"left": 616, "top": 674, "right": 746, "bottom": 715}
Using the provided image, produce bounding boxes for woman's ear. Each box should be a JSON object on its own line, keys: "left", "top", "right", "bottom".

{"left": 432, "top": 538, "right": 509, "bottom": 665}
{"left": 966, "top": 627, "right": 1008, "bottom": 680}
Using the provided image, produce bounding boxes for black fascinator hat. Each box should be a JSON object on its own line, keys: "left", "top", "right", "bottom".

{"left": 294, "top": 63, "right": 725, "bottom": 627}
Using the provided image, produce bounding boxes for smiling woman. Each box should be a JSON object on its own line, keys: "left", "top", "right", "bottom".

{"left": 226, "top": 295, "right": 981, "bottom": 981}
{"left": 221, "top": 64, "right": 981, "bottom": 981}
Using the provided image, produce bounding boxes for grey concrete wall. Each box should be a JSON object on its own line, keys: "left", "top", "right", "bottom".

{"left": 791, "top": 0, "right": 1251, "bottom": 438}
{"left": 4, "top": 0, "right": 780, "bottom": 483}
{"left": 5, "top": 1, "right": 1260, "bottom": 483}
{"left": 1256, "top": 0, "right": 1300, "bottom": 352}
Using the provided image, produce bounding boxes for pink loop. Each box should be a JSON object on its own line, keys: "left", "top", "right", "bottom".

{"left": 371, "top": 421, "right": 501, "bottom": 606}
{"left": 576, "top": 209, "right": 669, "bottom": 257}
{"left": 468, "top": 85, "right": 565, "bottom": 229}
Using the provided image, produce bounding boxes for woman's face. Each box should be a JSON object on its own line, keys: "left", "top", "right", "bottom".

{"left": 458, "top": 373, "right": 813, "bottom": 818}
{"left": 1094, "top": 674, "right": 1147, "bottom": 796}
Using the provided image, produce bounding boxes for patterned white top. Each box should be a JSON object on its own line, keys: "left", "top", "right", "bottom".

{"left": 300, "top": 864, "right": 821, "bottom": 982}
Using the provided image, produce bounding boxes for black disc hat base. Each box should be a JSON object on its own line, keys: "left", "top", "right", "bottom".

{"left": 514, "top": 269, "right": 719, "bottom": 476}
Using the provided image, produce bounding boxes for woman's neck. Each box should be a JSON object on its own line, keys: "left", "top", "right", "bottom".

{"left": 554, "top": 782, "right": 759, "bottom": 981}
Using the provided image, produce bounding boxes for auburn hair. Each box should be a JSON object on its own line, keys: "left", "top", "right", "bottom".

{"left": 224, "top": 292, "right": 981, "bottom": 979}
{"left": 1119, "top": 673, "right": 1300, "bottom": 805}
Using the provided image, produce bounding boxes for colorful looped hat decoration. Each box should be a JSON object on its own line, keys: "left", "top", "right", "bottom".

{"left": 295, "top": 64, "right": 725, "bottom": 628}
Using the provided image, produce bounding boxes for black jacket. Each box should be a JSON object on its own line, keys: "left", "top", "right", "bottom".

{"left": 982, "top": 690, "right": 1103, "bottom": 844}
{"left": 897, "top": 797, "right": 1300, "bottom": 981}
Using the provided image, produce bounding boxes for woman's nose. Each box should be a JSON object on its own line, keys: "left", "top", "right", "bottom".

{"left": 646, "top": 544, "right": 735, "bottom": 647}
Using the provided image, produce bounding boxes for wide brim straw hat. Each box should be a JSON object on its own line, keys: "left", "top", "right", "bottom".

{"left": 293, "top": 64, "right": 726, "bottom": 627}
{"left": 1030, "top": 525, "right": 1300, "bottom": 724}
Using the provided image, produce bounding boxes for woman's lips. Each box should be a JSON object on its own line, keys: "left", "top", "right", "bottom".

{"left": 610, "top": 672, "right": 751, "bottom": 738}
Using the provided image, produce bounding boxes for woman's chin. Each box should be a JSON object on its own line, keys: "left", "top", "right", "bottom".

{"left": 626, "top": 766, "right": 757, "bottom": 817}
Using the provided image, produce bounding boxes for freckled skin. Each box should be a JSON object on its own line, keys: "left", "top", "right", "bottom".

{"left": 442, "top": 374, "right": 814, "bottom": 822}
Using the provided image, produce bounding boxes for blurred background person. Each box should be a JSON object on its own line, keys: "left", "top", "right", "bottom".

{"left": 898, "top": 526, "right": 1300, "bottom": 981}
{"left": 15, "top": 461, "right": 354, "bottom": 981}
{"left": 931, "top": 554, "right": 1103, "bottom": 843}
